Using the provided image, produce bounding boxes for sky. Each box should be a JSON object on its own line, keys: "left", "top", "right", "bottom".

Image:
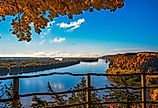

{"left": 0, "top": 0, "right": 158, "bottom": 57}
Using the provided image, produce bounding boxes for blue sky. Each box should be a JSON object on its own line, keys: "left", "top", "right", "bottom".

{"left": 0, "top": 0, "right": 158, "bottom": 57}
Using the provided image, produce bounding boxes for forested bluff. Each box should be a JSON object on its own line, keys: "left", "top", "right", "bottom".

{"left": 103, "top": 52, "right": 158, "bottom": 101}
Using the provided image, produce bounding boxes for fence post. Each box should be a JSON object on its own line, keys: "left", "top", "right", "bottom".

{"left": 86, "top": 73, "right": 91, "bottom": 108}
{"left": 13, "top": 78, "right": 19, "bottom": 108}
{"left": 141, "top": 73, "right": 146, "bottom": 108}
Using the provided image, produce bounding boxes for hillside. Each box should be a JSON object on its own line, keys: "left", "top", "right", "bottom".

{"left": 105, "top": 52, "right": 158, "bottom": 101}
{"left": 106, "top": 52, "right": 158, "bottom": 74}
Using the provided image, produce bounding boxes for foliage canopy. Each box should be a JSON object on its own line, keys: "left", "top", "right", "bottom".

{"left": 0, "top": 0, "right": 124, "bottom": 42}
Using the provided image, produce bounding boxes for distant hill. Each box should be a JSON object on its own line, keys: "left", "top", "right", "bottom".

{"left": 105, "top": 52, "right": 158, "bottom": 74}
{"left": 105, "top": 52, "right": 158, "bottom": 102}
{"left": 101, "top": 53, "right": 137, "bottom": 61}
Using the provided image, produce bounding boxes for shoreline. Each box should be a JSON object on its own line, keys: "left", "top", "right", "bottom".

{"left": 0, "top": 58, "right": 99, "bottom": 76}
{"left": 0, "top": 60, "right": 80, "bottom": 76}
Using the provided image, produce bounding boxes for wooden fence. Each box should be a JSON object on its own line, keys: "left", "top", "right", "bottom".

{"left": 0, "top": 72, "right": 158, "bottom": 108}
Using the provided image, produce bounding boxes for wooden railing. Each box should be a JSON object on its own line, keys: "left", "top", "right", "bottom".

{"left": 0, "top": 72, "right": 158, "bottom": 108}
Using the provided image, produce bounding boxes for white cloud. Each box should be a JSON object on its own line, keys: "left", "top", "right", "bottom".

{"left": 30, "top": 21, "right": 55, "bottom": 38}
{"left": 30, "top": 21, "right": 55, "bottom": 28}
{"left": 113, "top": 48, "right": 141, "bottom": 51}
{"left": 66, "top": 25, "right": 80, "bottom": 32}
{"left": 43, "top": 33, "right": 47, "bottom": 35}
{"left": 0, "top": 51, "right": 103, "bottom": 57}
{"left": 40, "top": 28, "right": 51, "bottom": 38}
{"left": 50, "top": 37, "right": 65, "bottom": 43}
{"left": 50, "top": 82, "right": 64, "bottom": 89}
{"left": 57, "top": 18, "right": 85, "bottom": 32}
{"left": 47, "top": 29, "right": 51, "bottom": 32}
{"left": 39, "top": 39, "right": 46, "bottom": 45}
{"left": 40, "top": 34, "right": 44, "bottom": 38}
{"left": 0, "top": 33, "right": 3, "bottom": 39}
{"left": 46, "top": 21, "right": 55, "bottom": 28}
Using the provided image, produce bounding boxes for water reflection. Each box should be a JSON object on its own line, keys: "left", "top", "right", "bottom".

{"left": 0, "top": 59, "right": 109, "bottom": 107}
{"left": 50, "top": 82, "right": 64, "bottom": 89}
{"left": 18, "top": 59, "right": 109, "bottom": 93}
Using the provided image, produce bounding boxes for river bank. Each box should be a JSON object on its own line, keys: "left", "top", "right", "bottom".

{"left": 0, "top": 60, "right": 80, "bottom": 76}
{"left": 104, "top": 52, "right": 158, "bottom": 83}
{"left": 0, "top": 57, "right": 99, "bottom": 76}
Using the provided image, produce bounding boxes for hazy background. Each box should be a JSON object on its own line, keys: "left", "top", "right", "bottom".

{"left": 0, "top": 0, "right": 158, "bottom": 57}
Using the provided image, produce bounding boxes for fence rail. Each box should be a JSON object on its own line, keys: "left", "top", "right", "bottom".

{"left": 0, "top": 72, "right": 158, "bottom": 108}
{"left": 1, "top": 72, "right": 158, "bottom": 80}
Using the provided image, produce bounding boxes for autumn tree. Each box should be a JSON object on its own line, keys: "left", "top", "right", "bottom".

{"left": 0, "top": 0, "right": 124, "bottom": 42}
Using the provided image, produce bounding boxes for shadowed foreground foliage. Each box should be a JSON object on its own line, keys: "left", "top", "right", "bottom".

{"left": 0, "top": 76, "right": 158, "bottom": 108}
{"left": 31, "top": 77, "right": 104, "bottom": 108}
{"left": 31, "top": 77, "right": 140, "bottom": 108}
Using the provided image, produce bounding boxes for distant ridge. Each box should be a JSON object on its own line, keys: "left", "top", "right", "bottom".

{"left": 101, "top": 52, "right": 158, "bottom": 61}
{"left": 105, "top": 52, "right": 158, "bottom": 75}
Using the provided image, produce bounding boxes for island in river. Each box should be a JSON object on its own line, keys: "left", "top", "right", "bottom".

{"left": 0, "top": 57, "right": 98, "bottom": 76}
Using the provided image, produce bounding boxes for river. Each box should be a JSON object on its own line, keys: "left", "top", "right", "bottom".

{"left": 0, "top": 59, "right": 110, "bottom": 107}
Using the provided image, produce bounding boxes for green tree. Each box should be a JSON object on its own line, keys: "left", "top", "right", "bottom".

{"left": 31, "top": 95, "right": 48, "bottom": 108}
{"left": 0, "top": 82, "right": 23, "bottom": 108}
{"left": 31, "top": 77, "right": 104, "bottom": 108}
{"left": 68, "top": 77, "right": 103, "bottom": 108}
{"left": 104, "top": 76, "right": 141, "bottom": 108}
